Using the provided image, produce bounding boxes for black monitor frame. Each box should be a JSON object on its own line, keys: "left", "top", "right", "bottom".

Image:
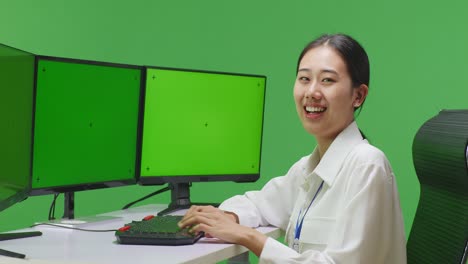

{"left": 138, "top": 66, "right": 266, "bottom": 215}
{"left": 0, "top": 43, "right": 42, "bottom": 259}
{"left": 28, "top": 56, "right": 145, "bottom": 219}
{"left": 0, "top": 42, "right": 35, "bottom": 213}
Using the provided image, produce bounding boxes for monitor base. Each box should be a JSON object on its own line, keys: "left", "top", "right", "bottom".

{"left": 157, "top": 182, "right": 219, "bottom": 216}
{"left": 0, "top": 231, "right": 42, "bottom": 259}
{"left": 36, "top": 215, "right": 122, "bottom": 228}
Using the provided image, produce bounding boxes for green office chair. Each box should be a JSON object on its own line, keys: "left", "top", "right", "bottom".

{"left": 407, "top": 110, "right": 468, "bottom": 264}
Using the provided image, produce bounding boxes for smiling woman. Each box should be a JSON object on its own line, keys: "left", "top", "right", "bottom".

{"left": 178, "top": 34, "right": 407, "bottom": 264}
{"left": 293, "top": 35, "right": 369, "bottom": 157}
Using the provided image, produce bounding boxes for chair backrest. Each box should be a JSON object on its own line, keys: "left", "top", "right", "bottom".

{"left": 407, "top": 110, "right": 468, "bottom": 264}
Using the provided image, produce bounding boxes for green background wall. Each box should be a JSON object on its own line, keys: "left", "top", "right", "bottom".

{"left": 0, "top": 0, "right": 467, "bottom": 257}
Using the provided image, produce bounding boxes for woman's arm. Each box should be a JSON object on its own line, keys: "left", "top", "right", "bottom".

{"left": 219, "top": 157, "right": 308, "bottom": 229}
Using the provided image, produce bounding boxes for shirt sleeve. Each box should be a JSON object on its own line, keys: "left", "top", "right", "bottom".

{"left": 219, "top": 158, "right": 305, "bottom": 229}
{"left": 259, "top": 161, "right": 405, "bottom": 264}
{"left": 323, "top": 162, "right": 406, "bottom": 264}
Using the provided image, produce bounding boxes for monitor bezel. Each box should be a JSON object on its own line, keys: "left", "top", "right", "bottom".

{"left": 137, "top": 66, "right": 266, "bottom": 186}
{"left": 0, "top": 43, "right": 36, "bottom": 211}
{"left": 29, "top": 56, "right": 145, "bottom": 196}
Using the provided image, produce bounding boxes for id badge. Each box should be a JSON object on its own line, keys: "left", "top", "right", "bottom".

{"left": 292, "top": 238, "right": 300, "bottom": 252}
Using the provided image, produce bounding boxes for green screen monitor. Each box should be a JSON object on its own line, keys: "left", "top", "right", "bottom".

{"left": 0, "top": 44, "right": 42, "bottom": 258}
{"left": 0, "top": 44, "right": 34, "bottom": 211}
{"left": 30, "top": 57, "right": 143, "bottom": 217}
{"left": 139, "top": 67, "right": 266, "bottom": 215}
{"left": 0, "top": 43, "right": 35, "bottom": 212}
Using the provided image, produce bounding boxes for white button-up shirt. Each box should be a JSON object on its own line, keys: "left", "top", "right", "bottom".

{"left": 220, "top": 122, "right": 407, "bottom": 263}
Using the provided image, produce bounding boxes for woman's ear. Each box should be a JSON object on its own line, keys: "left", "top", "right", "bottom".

{"left": 354, "top": 84, "right": 369, "bottom": 107}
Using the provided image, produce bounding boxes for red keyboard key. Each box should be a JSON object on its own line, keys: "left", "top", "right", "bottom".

{"left": 118, "top": 225, "right": 131, "bottom": 232}
{"left": 143, "top": 215, "right": 155, "bottom": 221}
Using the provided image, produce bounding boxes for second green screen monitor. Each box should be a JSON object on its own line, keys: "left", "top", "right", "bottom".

{"left": 140, "top": 67, "right": 266, "bottom": 184}
{"left": 31, "top": 57, "right": 142, "bottom": 194}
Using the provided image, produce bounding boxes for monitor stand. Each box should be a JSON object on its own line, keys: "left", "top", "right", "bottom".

{"left": 157, "top": 183, "right": 219, "bottom": 216}
{"left": 0, "top": 231, "right": 42, "bottom": 258}
{"left": 38, "top": 192, "right": 121, "bottom": 228}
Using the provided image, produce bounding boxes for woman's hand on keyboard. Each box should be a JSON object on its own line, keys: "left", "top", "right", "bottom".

{"left": 178, "top": 205, "right": 267, "bottom": 256}
{"left": 178, "top": 205, "right": 237, "bottom": 238}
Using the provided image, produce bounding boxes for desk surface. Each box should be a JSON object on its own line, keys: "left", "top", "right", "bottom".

{"left": 0, "top": 204, "right": 281, "bottom": 264}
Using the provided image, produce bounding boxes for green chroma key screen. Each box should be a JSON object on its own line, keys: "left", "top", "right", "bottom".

{"left": 140, "top": 68, "right": 266, "bottom": 182}
{"left": 31, "top": 58, "right": 142, "bottom": 192}
{"left": 0, "top": 44, "right": 35, "bottom": 210}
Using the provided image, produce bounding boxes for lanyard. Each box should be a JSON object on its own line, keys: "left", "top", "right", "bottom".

{"left": 294, "top": 180, "right": 324, "bottom": 242}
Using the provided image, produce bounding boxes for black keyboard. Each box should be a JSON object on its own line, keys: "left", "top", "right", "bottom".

{"left": 115, "top": 215, "right": 204, "bottom": 246}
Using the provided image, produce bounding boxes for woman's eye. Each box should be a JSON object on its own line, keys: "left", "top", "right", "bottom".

{"left": 322, "top": 78, "right": 334, "bottom": 83}
{"left": 298, "top": 76, "right": 310, "bottom": 82}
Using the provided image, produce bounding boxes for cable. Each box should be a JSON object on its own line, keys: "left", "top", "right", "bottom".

{"left": 122, "top": 185, "right": 171, "bottom": 210}
{"left": 48, "top": 193, "right": 60, "bottom": 220}
{"left": 30, "top": 223, "right": 117, "bottom": 232}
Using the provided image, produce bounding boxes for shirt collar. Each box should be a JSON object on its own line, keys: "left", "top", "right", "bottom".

{"left": 304, "top": 121, "right": 366, "bottom": 187}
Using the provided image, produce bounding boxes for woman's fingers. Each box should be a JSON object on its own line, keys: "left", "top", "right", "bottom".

{"left": 179, "top": 208, "right": 249, "bottom": 244}
{"left": 178, "top": 212, "right": 215, "bottom": 228}
{"left": 189, "top": 222, "right": 210, "bottom": 234}
{"left": 179, "top": 205, "right": 202, "bottom": 226}
{"left": 182, "top": 205, "right": 215, "bottom": 221}
{"left": 182, "top": 205, "right": 200, "bottom": 219}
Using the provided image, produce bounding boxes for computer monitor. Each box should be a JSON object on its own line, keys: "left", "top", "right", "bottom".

{"left": 0, "top": 43, "right": 42, "bottom": 258}
{"left": 30, "top": 56, "right": 143, "bottom": 219}
{"left": 0, "top": 43, "right": 35, "bottom": 213}
{"left": 139, "top": 67, "right": 266, "bottom": 215}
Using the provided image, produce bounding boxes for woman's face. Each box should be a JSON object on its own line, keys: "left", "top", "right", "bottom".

{"left": 293, "top": 45, "right": 366, "bottom": 142}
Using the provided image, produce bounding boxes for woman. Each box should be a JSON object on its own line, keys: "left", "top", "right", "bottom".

{"left": 178, "top": 34, "right": 407, "bottom": 263}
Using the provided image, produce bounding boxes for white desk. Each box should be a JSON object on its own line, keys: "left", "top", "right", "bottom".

{"left": 0, "top": 205, "right": 281, "bottom": 264}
